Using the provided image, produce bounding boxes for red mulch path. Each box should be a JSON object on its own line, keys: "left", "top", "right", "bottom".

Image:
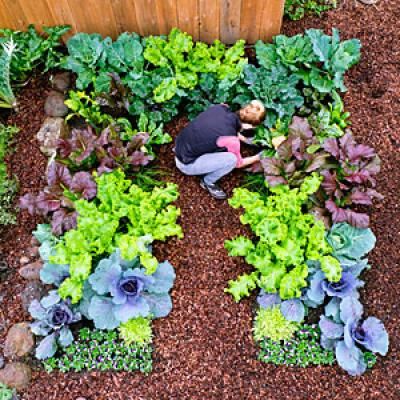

{"left": 1, "top": 1, "right": 400, "bottom": 399}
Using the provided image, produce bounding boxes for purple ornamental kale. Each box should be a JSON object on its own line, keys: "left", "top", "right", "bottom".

{"left": 319, "top": 297, "right": 389, "bottom": 376}
{"left": 29, "top": 290, "right": 81, "bottom": 359}
{"left": 306, "top": 270, "right": 363, "bottom": 307}
{"left": 86, "top": 250, "right": 175, "bottom": 330}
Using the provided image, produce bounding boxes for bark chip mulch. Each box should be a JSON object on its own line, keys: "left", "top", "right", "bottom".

{"left": 1, "top": 1, "right": 400, "bottom": 398}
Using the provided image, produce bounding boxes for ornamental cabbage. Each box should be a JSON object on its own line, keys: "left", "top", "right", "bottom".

{"left": 319, "top": 297, "right": 389, "bottom": 376}
{"left": 29, "top": 290, "right": 81, "bottom": 359}
{"left": 84, "top": 250, "right": 175, "bottom": 330}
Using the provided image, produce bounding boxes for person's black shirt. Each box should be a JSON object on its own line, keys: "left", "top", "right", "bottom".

{"left": 175, "top": 104, "right": 241, "bottom": 164}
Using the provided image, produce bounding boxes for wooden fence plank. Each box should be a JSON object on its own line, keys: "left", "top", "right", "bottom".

{"left": 14, "top": 0, "right": 55, "bottom": 31}
{"left": 66, "top": 0, "right": 118, "bottom": 38}
{"left": 199, "top": 0, "right": 219, "bottom": 43}
{"left": 0, "top": 0, "right": 284, "bottom": 44}
{"left": 176, "top": 0, "right": 199, "bottom": 41}
{"left": 110, "top": 0, "right": 140, "bottom": 35}
{"left": 240, "top": 0, "right": 264, "bottom": 44}
{"left": 260, "top": 0, "right": 284, "bottom": 42}
{"left": 220, "top": 0, "right": 241, "bottom": 44}
{"left": 155, "top": 0, "right": 178, "bottom": 35}
{"left": 134, "top": 0, "right": 160, "bottom": 36}
{"left": 0, "top": 0, "right": 28, "bottom": 30}
{"left": 44, "top": 0, "right": 75, "bottom": 39}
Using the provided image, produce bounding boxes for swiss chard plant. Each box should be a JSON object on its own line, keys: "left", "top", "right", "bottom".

{"left": 0, "top": 25, "right": 70, "bottom": 82}
{"left": 225, "top": 174, "right": 341, "bottom": 302}
{"left": 48, "top": 169, "right": 182, "bottom": 303}
{"left": 0, "top": 40, "right": 17, "bottom": 109}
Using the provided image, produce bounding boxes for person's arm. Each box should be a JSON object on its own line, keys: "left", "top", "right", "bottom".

{"left": 217, "top": 136, "right": 260, "bottom": 168}
{"left": 236, "top": 154, "right": 261, "bottom": 169}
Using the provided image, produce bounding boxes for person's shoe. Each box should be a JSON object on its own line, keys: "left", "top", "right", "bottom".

{"left": 200, "top": 179, "right": 227, "bottom": 200}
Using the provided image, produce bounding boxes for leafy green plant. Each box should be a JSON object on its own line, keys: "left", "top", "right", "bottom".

{"left": 0, "top": 40, "right": 17, "bottom": 109}
{"left": 65, "top": 90, "right": 115, "bottom": 129}
{"left": 62, "top": 32, "right": 144, "bottom": 92}
{"left": 0, "top": 383, "right": 14, "bottom": 400}
{"left": 119, "top": 317, "right": 153, "bottom": 345}
{"left": 49, "top": 169, "right": 183, "bottom": 303}
{"left": 225, "top": 175, "right": 339, "bottom": 301}
{"left": 0, "top": 24, "right": 70, "bottom": 82}
{"left": 248, "top": 29, "right": 361, "bottom": 128}
{"left": 285, "top": 0, "right": 337, "bottom": 21}
{"left": 254, "top": 306, "right": 299, "bottom": 341}
{"left": 143, "top": 28, "right": 247, "bottom": 103}
{"left": 42, "top": 327, "right": 152, "bottom": 373}
{"left": 0, "top": 124, "right": 19, "bottom": 225}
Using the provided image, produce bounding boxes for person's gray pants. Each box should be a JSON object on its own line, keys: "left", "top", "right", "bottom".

{"left": 175, "top": 152, "right": 237, "bottom": 185}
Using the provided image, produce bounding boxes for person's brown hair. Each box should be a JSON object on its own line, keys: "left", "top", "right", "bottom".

{"left": 238, "top": 100, "right": 266, "bottom": 126}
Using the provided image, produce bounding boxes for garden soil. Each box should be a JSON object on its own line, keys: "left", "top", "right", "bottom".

{"left": 1, "top": 1, "right": 399, "bottom": 399}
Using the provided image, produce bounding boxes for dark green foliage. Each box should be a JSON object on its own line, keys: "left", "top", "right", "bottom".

{"left": 258, "top": 324, "right": 336, "bottom": 367}
{"left": 258, "top": 323, "right": 377, "bottom": 369}
{"left": 42, "top": 328, "right": 152, "bottom": 373}
{"left": 0, "top": 124, "right": 19, "bottom": 226}
{"left": 285, "top": 0, "right": 337, "bottom": 21}
{"left": 0, "top": 25, "right": 70, "bottom": 82}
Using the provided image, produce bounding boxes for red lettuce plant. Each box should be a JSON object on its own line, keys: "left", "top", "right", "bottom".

{"left": 256, "top": 117, "right": 382, "bottom": 228}
{"left": 258, "top": 116, "right": 331, "bottom": 187}
{"left": 56, "top": 124, "right": 153, "bottom": 174}
{"left": 19, "top": 162, "right": 97, "bottom": 235}
{"left": 321, "top": 133, "right": 382, "bottom": 228}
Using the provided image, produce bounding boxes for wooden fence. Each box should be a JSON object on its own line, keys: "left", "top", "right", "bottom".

{"left": 0, "top": 0, "right": 285, "bottom": 44}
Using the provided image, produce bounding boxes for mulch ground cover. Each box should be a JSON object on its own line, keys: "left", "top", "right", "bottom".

{"left": 1, "top": 1, "right": 399, "bottom": 398}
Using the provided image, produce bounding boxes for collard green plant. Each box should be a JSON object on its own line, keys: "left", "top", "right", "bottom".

{"left": 29, "top": 290, "right": 81, "bottom": 359}
{"left": 225, "top": 174, "right": 339, "bottom": 302}
{"left": 62, "top": 32, "right": 144, "bottom": 93}
{"left": 251, "top": 29, "right": 361, "bottom": 128}
{"left": 0, "top": 24, "right": 70, "bottom": 82}
{"left": 49, "top": 169, "right": 182, "bottom": 303}
{"left": 326, "top": 223, "right": 376, "bottom": 264}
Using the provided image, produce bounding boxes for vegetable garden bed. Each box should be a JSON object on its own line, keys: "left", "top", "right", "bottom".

{"left": 0, "top": 1, "right": 399, "bottom": 399}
